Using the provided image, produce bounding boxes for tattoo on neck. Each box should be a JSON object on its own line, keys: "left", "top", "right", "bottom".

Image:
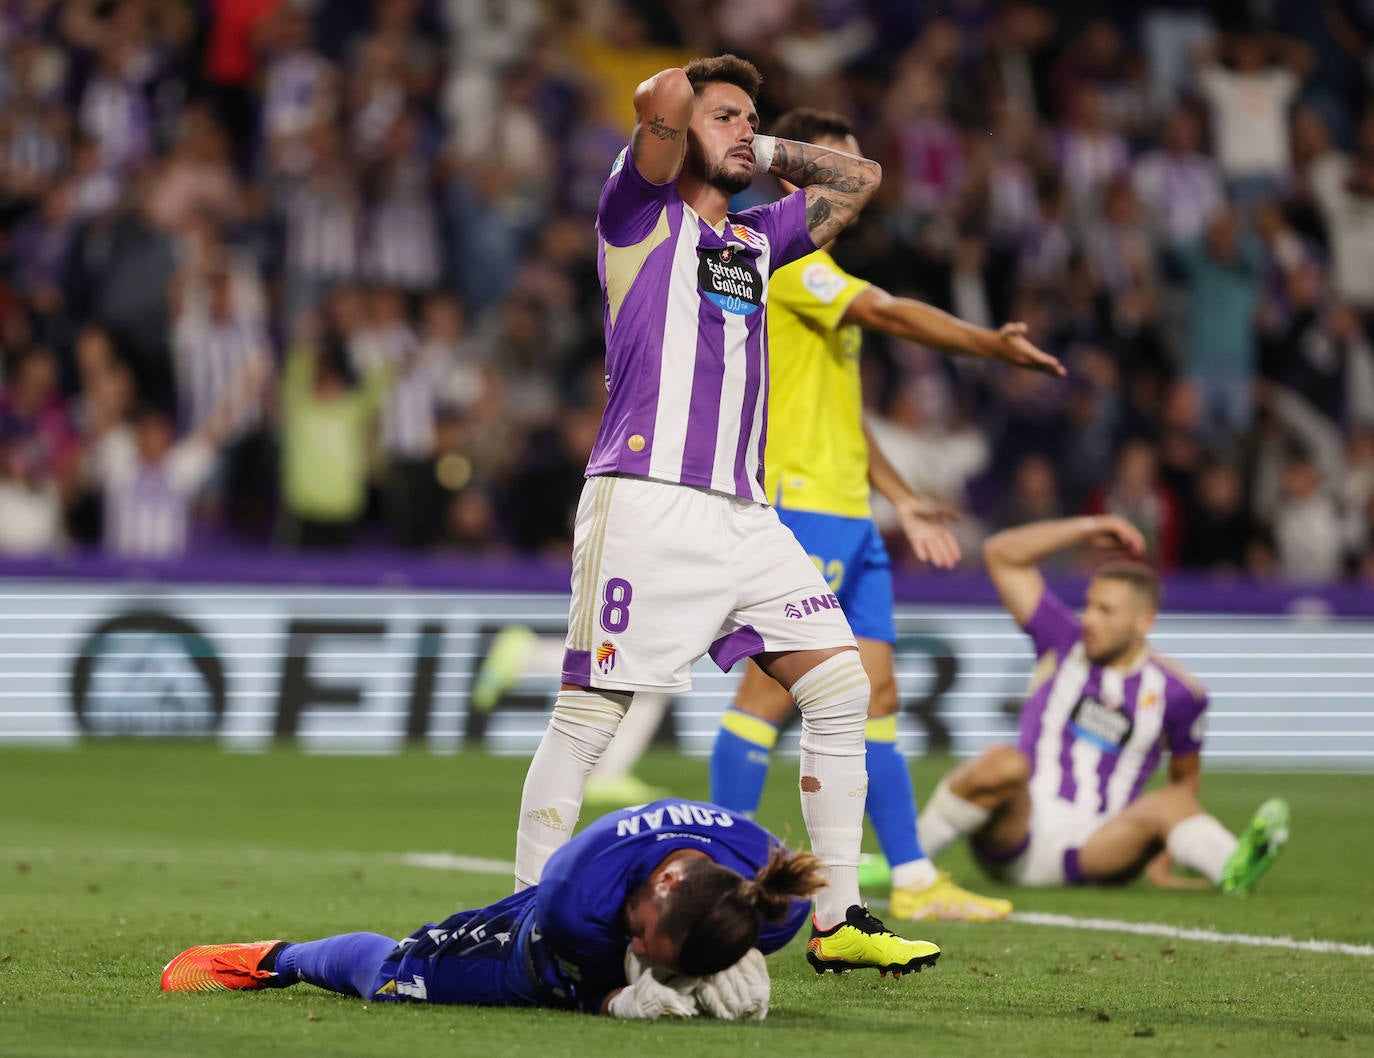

{"left": 647, "top": 115, "right": 680, "bottom": 141}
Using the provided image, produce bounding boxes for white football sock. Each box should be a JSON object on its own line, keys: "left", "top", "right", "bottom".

{"left": 792, "top": 651, "right": 870, "bottom": 928}
{"left": 917, "top": 779, "right": 992, "bottom": 858}
{"left": 1165, "top": 813, "right": 1238, "bottom": 885}
{"left": 890, "top": 857, "right": 940, "bottom": 892}
{"left": 514, "top": 688, "right": 629, "bottom": 890}
{"left": 591, "top": 691, "right": 669, "bottom": 782}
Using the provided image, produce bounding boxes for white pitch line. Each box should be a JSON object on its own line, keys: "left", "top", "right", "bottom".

{"left": 1009, "top": 911, "right": 1374, "bottom": 957}
{"left": 397, "top": 851, "right": 516, "bottom": 874}
{"left": 395, "top": 851, "right": 1374, "bottom": 958}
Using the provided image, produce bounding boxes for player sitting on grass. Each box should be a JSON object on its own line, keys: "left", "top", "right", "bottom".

{"left": 915, "top": 515, "right": 1289, "bottom": 894}
{"left": 161, "top": 799, "right": 939, "bottom": 1018}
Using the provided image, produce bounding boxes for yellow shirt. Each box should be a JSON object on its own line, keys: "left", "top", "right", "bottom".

{"left": 765, "top": 250, "right": 872, "bottom": 517}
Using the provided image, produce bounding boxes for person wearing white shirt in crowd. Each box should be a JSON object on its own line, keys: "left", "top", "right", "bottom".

{"left": 1132, "top": 105, "right": 1224, "bottom": 247}
{"left": 1310, "top": 110, "right": 1374, "bottom": 312}
{"left": 866, "top": 379, "right": 989, "bottom": 560}
{"left": 94, "top": 358, "right": 269, "bottom": 560}
{"left": 1194, "top": 29, "right": 1309, "bottom": 207}
{"left": 0, "top": 440, "right": 65, "bottom": 555}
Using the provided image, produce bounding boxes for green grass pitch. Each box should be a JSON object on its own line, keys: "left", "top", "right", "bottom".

{"left": 1, "top": 744, "right": 1370, "bottom": 1057}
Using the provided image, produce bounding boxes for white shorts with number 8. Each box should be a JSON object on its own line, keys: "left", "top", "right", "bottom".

{"left": 561, "top": 475, "right": 856, "bottom": 692}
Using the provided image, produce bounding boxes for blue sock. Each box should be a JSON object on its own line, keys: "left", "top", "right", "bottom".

{"left": 864, "top": 717, "right": 924, "bottom": 869}
{"left": 276, "top": 933, "right": 397, "bottom": 998}
{"left": 710, "top": 709, "right": 779, "bottom": 815}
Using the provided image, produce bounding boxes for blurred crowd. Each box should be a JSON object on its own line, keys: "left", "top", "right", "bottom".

{"left": 2, "top": 0, "right": 1374, "bottom": 584}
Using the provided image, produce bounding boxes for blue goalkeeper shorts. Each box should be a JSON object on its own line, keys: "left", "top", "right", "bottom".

{"left": 775, "top": 506, "right": 896, "bottom": 644}
{"left": 370, "top": 889, "right": 578, "bottom": 1010}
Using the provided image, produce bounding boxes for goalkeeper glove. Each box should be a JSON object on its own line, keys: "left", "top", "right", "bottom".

{"left": 691, "top": 948, "right": 770, "bottom": 1020}
{"left": 606, "top": 972, "right": 698, "bottom": 1019}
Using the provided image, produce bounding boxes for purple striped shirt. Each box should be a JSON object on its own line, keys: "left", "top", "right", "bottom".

{"left": 587, "top": 145, "right": 814, "bottom": 502}
{"left": 1016, "top": 590, "right": 1208, "bottom": 819}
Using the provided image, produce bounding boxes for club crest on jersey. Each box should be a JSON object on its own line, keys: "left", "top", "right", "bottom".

{"left": 596, "top": 640, "right": 618, "bottom": 675}
{"left": 730, "top": 223, "right": 765, "bottom": 250}
{"left": 698, "top": 248, "right": 762, "bottom": 315}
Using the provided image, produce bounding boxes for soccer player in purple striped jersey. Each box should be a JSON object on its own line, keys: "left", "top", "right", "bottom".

{"left": 515, "top": 54, "right": 943, "bottom": 977}
{"left": 918, "top": 515, "right": 1289, "bottom": 895}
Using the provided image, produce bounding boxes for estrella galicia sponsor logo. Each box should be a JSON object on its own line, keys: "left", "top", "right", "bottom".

{"left": 70, "top": 610, "right": 226, "bottom": 737}
{"left": 784, "top": 593, "right": 841, "bottom": 619}
{"left": 698, "top": 247, "right": 762, "bottom": 315}
{"left": 1068, "top": 695, "right": 1133, "bottom": 753}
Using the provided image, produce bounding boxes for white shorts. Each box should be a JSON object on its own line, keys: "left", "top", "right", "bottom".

{"left": 561, "top": 475, "right": 856, "bottom": 692}
{"left": 973, "top": 796, "right": 1107, "bottom": 887}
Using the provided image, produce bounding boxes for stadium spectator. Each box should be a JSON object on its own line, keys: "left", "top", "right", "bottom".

{"left": 0, "top": 438, "right": 64, "bottom": 555}
{"left": 1085, "top": 437, "right": 1183, "bottom": 572}
{"left": 1180, "top": 457, "right": 1253, "bottom": 573}
{"left": 1310, "top": 108, "right": 1374, "bottom": 313}
{"left": 0, "top": 0, "right": 1366, "bottom": 581}
{"left": 1132, "top": 104, "right": 1224, "bottom": 248}
{"left": 360, "top": 112, "right": 442, "bottom": 294}
{"left": 1048, "top": 84, "right": 1129, "bottom": 234}
{"left": 1170, "top": 207, "right": 1263, "bottom": 434}
{"left": 1194, "top": 27, "right": 1309, "bottom": 208}
{"left": 144, "top": 104, "right": 243, "bottom": 234}
{"left": 276, "top": 316, "right": 391, "bottom": 550}
{"left": 282, "top": 122, "right": 361, "bottom": 327}
{"left": 1271, "top": 449, "right": 1345, "bottom": 582}
{"left": 867, "top": 380, "right": 991, "bottom": 550}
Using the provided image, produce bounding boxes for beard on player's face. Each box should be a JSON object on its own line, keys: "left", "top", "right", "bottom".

{"left": 1084, "top": 635, "right": 1136, "bottom": 667}
{"left": 688, "top": 136, "right": 753, "bottom": 196}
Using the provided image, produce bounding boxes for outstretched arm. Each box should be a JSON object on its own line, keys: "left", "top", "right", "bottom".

{"left": 760, "top": 137, "right": 881, "bottom": 247}
{"left": 983, "top": 515, "right": 1144, "bottom": 626}
{"left": 844, "top": 288, "right": 1065, "bottom": 377}
{"left": 630, "top": 68, "right": 694, "bottom": 185}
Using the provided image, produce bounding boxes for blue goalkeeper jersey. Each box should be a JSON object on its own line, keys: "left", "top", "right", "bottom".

{"left": 535, "top": 799, "right": 811, "bottom": 1009}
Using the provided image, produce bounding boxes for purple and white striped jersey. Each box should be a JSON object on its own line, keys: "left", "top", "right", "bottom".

{"left": 587, "top": 145, "right": 815, "bottom": 502}
{"left": 1017, "top": 590, "right": 1208, "bottom": 821}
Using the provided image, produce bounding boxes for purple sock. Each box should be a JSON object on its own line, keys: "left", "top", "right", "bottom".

{"left": 276, "top": 933, "right": 398, "bottom": 997}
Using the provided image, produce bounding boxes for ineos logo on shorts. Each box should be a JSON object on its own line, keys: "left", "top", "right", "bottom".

{"left": 784, "top": 593, "right": 841, "bottom": 619}
{"left": 698, "top": 247, "right": 762, "bottom": 315}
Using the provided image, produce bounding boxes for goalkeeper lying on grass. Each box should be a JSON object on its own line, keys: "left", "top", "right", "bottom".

{"left": 161, "top": 800, "right": 940, "bottom": 1019}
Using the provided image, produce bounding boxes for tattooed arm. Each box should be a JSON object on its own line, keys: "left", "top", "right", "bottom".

{"left": 765, "top": 139, "right": 882, "bottom": 247}
{"left": 630, "top": 68, "right": 694, "bottom": 185}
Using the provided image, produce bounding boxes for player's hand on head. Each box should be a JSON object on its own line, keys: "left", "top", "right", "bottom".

{"left": 691, "top": 948, "right": 770, "bottom": 1020}
{"left": 1087, "top": 515, "right": 1146, "bottom": 558}
{"left": 997, "top": 322, "right": 1066, "bottom": 377}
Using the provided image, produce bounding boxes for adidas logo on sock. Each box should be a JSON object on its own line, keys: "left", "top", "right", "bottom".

{"left": 526, "top": 807, "right": 571, "bottom": 831}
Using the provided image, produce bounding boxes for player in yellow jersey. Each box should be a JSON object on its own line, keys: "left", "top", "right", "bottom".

{"left": 709, "top": 108, "right": 1065, "bottom": 922}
